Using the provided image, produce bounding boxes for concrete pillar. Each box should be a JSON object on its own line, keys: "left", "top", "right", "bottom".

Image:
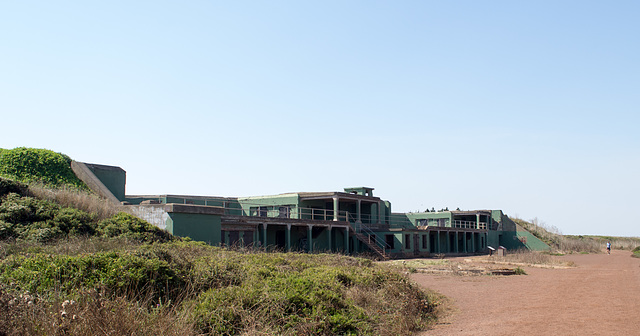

{"left": 436, "top": 230, "right": 441, "bottom": 253}
{"left": 307, "top": 225, "right": 313, "bottom": 252}
{"left": 262, "top": 223, "right": 268, "bottom": 247}
{"left": 327, "top": 226, "right": 332, "bottom": 252}
{"left": 378, "top": 201, "right": 383, "bottom": 224}
{"left": 471, "top": 232, "right": 476, "bottom": 253}
{"left": 353, "top": 237, "right": 359, "bottom": 255}
{"left": 344, "top": 227, "right": 349, "bottom": 254}
{"left": 286, "top": 224, "right": 291, "bottom": 252}
{"left": 356, "top": 200, "right": 362, "bottom": 223}
{"left": 333, "top": 196, "right": 339, "bottom": 221}
{"left": 476, "top": 214, "right": 480, "bottom": 229}
{"left": 464, "top": 232, "right": 468, "bottom": 253}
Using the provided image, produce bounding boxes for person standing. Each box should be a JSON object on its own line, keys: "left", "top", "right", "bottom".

{"left": 606, "top": 241, "right": 611, "bottom": 254}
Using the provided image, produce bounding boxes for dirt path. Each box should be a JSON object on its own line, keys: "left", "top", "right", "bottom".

{"left": 413, "top": 250, "right": 640, "bottom": 335}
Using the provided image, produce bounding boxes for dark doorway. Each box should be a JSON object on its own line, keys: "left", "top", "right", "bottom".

{"left": 275, "top": 230, "right": 286, "bottom": 249}
{"left": 385, "top": 235, "right": 395, "bottom": 250}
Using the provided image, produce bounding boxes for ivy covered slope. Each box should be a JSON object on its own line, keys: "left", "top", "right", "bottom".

{"left": 0, "top": 147, "right": 86, "bottom": 189}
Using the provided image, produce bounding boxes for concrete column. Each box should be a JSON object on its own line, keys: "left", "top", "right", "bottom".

{"left": 344, "top": 227, "right": 349, "bottom": 254}
{"left": 471, "top": 232, "right": 476, "bottom": 253}
{"left": 377, "top": 201, "right": 383, "bottom": 224}
{"left": 286, "top": 224, "right": 291, "bottom": 252}
{"left": 307, "top": 225, "right": 313, "bottom": 252}
{"left": 327, "top": 226, "right": 332, "bottom": 252}
{"left": 262, "top": 223, "right": 268, "bottom": 247}
{"left": 476, "top": 214, "right": 480, "bottom": 229}
{"left": 436, "top": 230, "right": 441, "bottom": 253}
{"left": 356, "top": 200, "right": 362, "bottom": 223}
{"left": 333, "top": 196, "right": 339, "bottom": 221}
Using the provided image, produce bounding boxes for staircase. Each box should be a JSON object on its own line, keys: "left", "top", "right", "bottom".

{"left": 353, "top": 232, "right": 389, "bottom": 260}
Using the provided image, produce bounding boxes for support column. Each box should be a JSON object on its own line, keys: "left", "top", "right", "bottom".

{"left": 356, "top": 200, "right": 362, "bottom": 223}
{"left": 464, "top": 232, "right": 468, "bottom": 253}
{"left": 377, "top": 201, "right": 383, "bottom": 224}
{"left": 344, "top": 227, "right": 349, "bottom": 254}
{"left": 262, "top": 223, "right": 268, "bottom": 248}
{"left": 286, "top": 224, "right": 291, "bottom": 252}
{"left": 333, "top": 196, "right": 339, "bottom": 221}
{"left": 327, "top": 226, "right": 332, "bottom": 252}
{"left": 471, "top": 232, "right": 476, "bottom": 253}
{"left": 436, "top": 230, "right": 441, "bottom": 253}
{"left": 476, "top": 214, "right": 480, "bottom": 229}
{"left": 307, "top": 225, "right": 313, "bottom": 252}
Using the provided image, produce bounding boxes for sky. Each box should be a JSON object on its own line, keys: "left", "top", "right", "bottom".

{"left": 1, "top": 1, "right": 639, "bottom": 236}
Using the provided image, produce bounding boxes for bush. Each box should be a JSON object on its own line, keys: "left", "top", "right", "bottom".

{"left": 0, "top": 251, "right": 179, "bottom": 299}
{"left": 0, "top": 147, "right": 86, "bottom": 189}
{"left": 0, "top": 177, "right": 27, "bottom": 198}
{"left": 97, "top": 212, "right": 174, "bottom": 243}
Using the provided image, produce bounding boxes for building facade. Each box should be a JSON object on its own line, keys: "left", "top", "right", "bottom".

{"left": 78, "top": 161, "right": 550, "bottom": 259}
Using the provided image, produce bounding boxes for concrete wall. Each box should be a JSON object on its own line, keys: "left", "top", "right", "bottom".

{"left": 167, "top": 212, "right": 221, "bottom": 245}
{"left": 126, "top": 204, "right": 168, "bottom": 230}
{"left": 85, "top": 163, "right": 126, "bottom": 202}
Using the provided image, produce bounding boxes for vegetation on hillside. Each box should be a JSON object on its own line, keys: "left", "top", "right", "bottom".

{"left": 0, "top": 147, "right": 86, "bottom": 189}
{"left": 0, "top": 238, "right": 440, "bottom": 335}
{"left": 0, "top": 177, "right": 172, "bottom": 243}
{"left": 0, "top": 148, "right": 441, "bottom": 335}
{"left": 632, "top": 246, "right": 640, "bottom": 258}
{"left": 513, "top": 217, "right": 640, "bottom": 253}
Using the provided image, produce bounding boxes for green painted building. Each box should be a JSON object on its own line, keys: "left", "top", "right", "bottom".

{"left": 78, "top": 162, "right": 550, "bottom": 258}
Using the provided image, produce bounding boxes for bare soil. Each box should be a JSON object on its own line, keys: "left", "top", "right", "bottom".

{"left": 412, "top": 250, "right": 640, "bottom": 335}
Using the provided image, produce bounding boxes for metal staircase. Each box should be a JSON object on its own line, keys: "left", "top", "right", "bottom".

{"left": 349, "top": 216, "right": 390, "bottom": 260}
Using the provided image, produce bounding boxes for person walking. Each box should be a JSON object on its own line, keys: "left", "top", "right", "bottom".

{"left": 606, "top": 241, "right": 611, "bottom": 254}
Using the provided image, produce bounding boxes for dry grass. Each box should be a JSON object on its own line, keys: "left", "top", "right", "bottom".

{"left": 484, "top": 249, "right": 574, "bottom": 268}
{"left": 513, "top": 217, "right": 640, "bottom": 254}
{"left": 0, "top": 286, "right": 196, "bottom": 336}
{"left": 27, "top": 183, "right": 121, "bottom": 221}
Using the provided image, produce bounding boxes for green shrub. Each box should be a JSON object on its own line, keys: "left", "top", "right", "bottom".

{"left": 0, "top": 251, "right": 179, "bottom": 299}
{"left": 0, "top": 193, "right": 94, "bottom": 242}
{"left": 0, "top": 147, "right": 86, "bottom": 189}
{"left": 0, "top": 177, "right": 26, "bottom": 197}
{"left": 97, "top": 212, "right": 174, "bottom": 243}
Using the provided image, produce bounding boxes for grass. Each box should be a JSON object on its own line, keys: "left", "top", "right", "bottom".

{"left": 483, "top": 249, "right": 575, "bottom": 268}
{"left": 0, "top": 238, "right": 441, "bottom": 335}
{"left": 633, "top": 246, "right": 640, "bottom": 258}
{"left": 0, "top": 147, "right": 442, "bottom": 334}
{"left": 513, "top": 217, "right": 640, "bottom": 254}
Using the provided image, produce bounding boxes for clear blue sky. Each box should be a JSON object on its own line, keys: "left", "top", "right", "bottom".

{"left": 2, "top": 1, "right": 638, "bottom": 236}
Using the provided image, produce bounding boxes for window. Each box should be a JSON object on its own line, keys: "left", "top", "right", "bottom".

{"left": 278, "top": 206, "right": 291, "bottom": 218}
{"left": 405, "top": 234, "right": 411, "bottom": 249}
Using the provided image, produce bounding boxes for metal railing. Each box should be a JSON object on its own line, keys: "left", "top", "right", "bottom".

{"left": 453, "top": 220, "right": 487, "bottom": 230}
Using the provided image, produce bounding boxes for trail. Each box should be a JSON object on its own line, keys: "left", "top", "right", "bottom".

{"left": 413, "top": 250, "right": 640, "bottom": 335}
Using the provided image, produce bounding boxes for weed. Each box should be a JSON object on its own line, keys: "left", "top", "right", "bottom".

{"left": 514, "top": 267, "right": 527, "bottom": 275}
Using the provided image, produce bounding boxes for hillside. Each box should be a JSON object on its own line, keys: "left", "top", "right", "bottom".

{"left": 0, "top": 148, "right": 441, "bottom": 335}
{"left": 512, "top": 217, "right": 640, "bottom": 253}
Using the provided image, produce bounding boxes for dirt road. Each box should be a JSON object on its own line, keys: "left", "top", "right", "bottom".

{"left": 412, "top": 250, "right": 640, "bottom": 335}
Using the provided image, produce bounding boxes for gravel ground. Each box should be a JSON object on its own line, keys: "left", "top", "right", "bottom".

{"left": 412, "top": 250, "right": 640, "bottom": 335}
